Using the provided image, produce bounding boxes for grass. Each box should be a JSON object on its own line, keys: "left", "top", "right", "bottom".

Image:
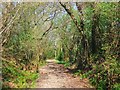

{"left": 56, "top": 60, "right": 71, "bottom": 68}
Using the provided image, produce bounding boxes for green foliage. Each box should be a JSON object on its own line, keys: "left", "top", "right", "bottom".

{"left": 58, "top": 2, "right": 119, "bottom": 89}
{"left": 64, "top": 61, "right": 71, "bottom": 68}
{"left": 14, "top": 71, "right": 38, "bottom": 88}
{"left": 2, "top": 2, "right": 119, "bottom": 89}
{"left": 56, "top": 51, "right": 64, "bottom": 61}
{"left": 45, "top": 50, "right": 54, "bottom": 59}
{"left": 57, "top": 60, "right": 71, "bottom": 68}
{"left": 2, "top": 60, "right": 39, "bottom": 88}
{"left": 57, "top": 60, "right": 66, "bottom": 64}
{"left": 2, "top": 2, "right": 44, "bottom": 88}
{"left": 88, "top": 56, "right": 120, "bottom": 89}
{"left": 113, "top": 83, "right": 120, "bottom": 89}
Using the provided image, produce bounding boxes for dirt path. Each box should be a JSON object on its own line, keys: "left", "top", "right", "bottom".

{"left": 36, "top": 59, "right": 92, "bottom": 88}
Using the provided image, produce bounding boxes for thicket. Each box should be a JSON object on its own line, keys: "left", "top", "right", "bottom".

{"left": 1, "top": 2, "right": 46, "bottom": 88}
{"left": 56, "top": 2, "right": 120, "bottom": 89}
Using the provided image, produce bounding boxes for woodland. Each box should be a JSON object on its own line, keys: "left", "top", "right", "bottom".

{"left": 0, "top": 2, "right": 120, "bottom": 89}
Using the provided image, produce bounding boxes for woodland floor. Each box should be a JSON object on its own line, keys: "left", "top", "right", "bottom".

{"left": 36, "top": 59, "right": 92, "bottom": 88}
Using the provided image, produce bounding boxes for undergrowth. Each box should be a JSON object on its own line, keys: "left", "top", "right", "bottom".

{"left": 2, "top": 60, "right": 40, "bottom": 88}
{"left": 57, "top": 58, "right": 120, "bottom": 90}
{"left": 56, "top": 60, "right": 71, "bottom": 68}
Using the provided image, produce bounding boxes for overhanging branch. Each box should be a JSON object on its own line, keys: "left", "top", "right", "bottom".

{"left": 40, "top": 21, "right": 53, "bottom": 40}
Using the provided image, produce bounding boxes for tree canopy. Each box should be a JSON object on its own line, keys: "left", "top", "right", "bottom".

{"left": 1, "top": 2, "right": 120, "bottom": 89}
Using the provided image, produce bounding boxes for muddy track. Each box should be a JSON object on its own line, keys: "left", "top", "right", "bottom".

{"left": 36, "top": 60, "right": 92, "bottom": 88}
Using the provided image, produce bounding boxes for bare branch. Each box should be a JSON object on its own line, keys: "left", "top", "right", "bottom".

{"left": 43, "top": 9, "right": 57, "bottom": 23}
{"left": 40, "top": 21, "right": 53, "bottom": 40}
{"left": 0, "top": 5, "right": 22, "bottom": 35}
